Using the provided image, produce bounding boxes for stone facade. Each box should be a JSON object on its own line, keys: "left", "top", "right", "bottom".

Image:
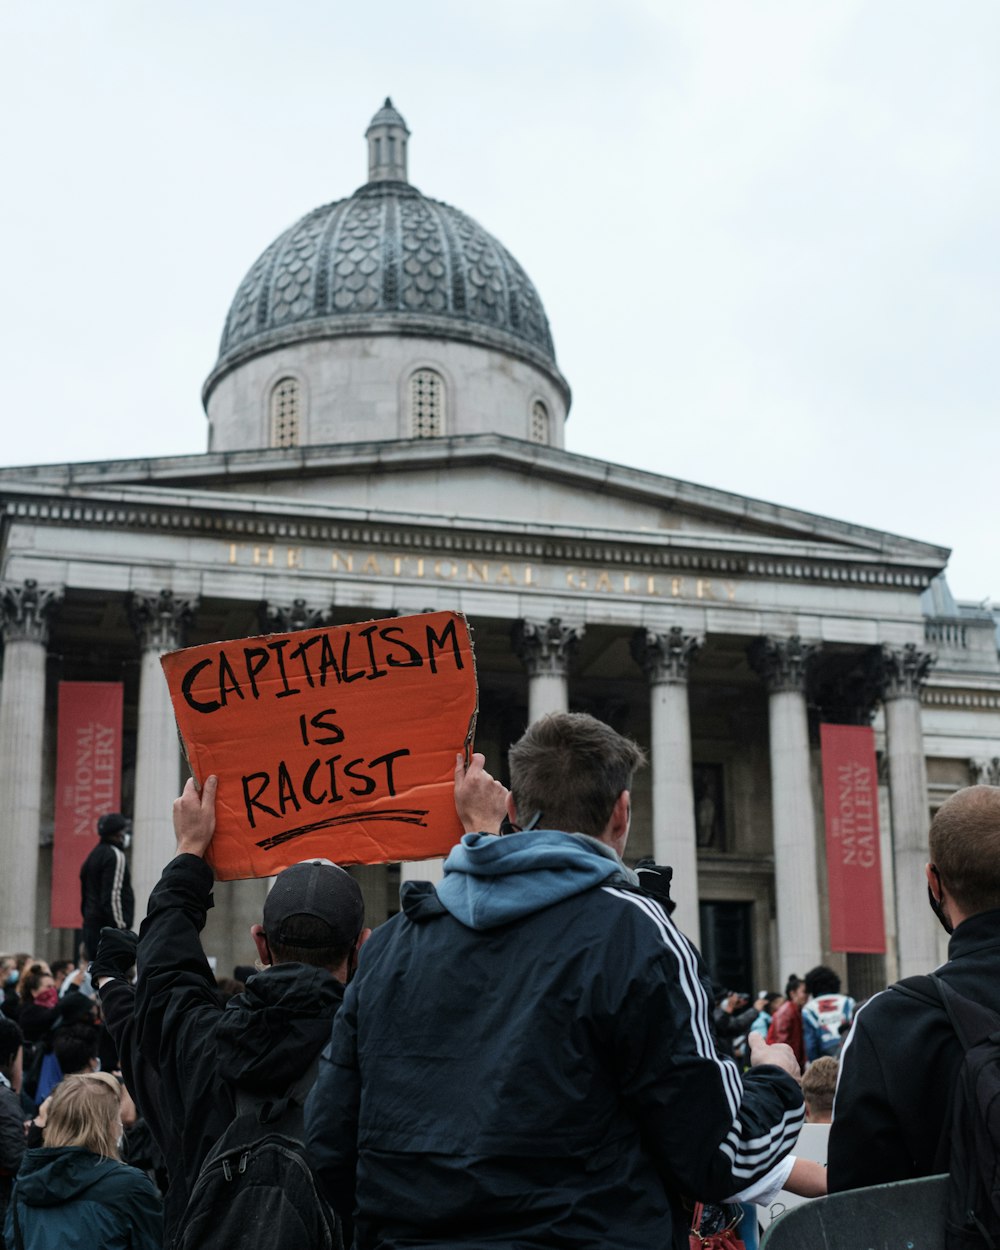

{"left": 0, "top": 101, "right": 998, "bottom": 993}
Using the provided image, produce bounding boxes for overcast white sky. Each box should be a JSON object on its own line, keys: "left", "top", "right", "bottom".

{"left": 2, "top": 1, "right": 997, "bottom": 600}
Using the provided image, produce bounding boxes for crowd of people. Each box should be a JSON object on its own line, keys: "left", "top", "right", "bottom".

{"left": 1, "top": 711, "right": 998, "bottom": 1249}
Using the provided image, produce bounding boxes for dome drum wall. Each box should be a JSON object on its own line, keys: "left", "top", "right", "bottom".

{"left": 204, "top": 102, "right": 569, "bottom": 452}
{"left": 206, "top": 335, "right": 567, "bottom": 452}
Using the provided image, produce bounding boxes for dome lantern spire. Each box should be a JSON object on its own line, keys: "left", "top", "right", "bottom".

{"left": 365, "top": 97, "right": 410, "bottom": 184}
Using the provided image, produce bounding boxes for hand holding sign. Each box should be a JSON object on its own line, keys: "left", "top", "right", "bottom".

{"left": 161, "top": 612, "right": 479, "bottom": 880}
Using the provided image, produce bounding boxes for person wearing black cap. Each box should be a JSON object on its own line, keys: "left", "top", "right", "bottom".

{"left": 115, "top": 775, "right": 368, "bottom": 1244}
{"left": 79, "top": 812, "right": 134, "bottom": 964}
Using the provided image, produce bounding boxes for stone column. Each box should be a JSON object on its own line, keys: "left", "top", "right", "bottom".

{"left": 0, "top": 580, "right": 62, "bottom": 951}
{"left": 877, "top": 644, "right": 936, "bottom": 980}
{"left": 128, "top": 590, "right": 196, "bottom": 922}
{"left": 631, "top": 627, "right": 702, "bottom": 941}
{"left": 512, "top": 618, "right": 584, "bottom": 722}
{"left": 750, "top": 636, "right": 823, "bottom": 978}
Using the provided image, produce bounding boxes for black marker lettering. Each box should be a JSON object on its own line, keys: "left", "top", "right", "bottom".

{"left": 426, "top": 618, "right": 463, "bottom": 673}
{"left": 378, "top": 625, "right": 424, "bottom": 668}
{"left": 218, "top": 651, "right": 244, "bottom": 707}
{"left": 268, "top": 638, "right": 302, "bottom": 698}
{"left": 343, "top": 757, "right": 376, "bottom": 797}
{"left": 317, "top": 634, "right": 342, "bottom": 687}
{"left": 181, "top": 659, "right": 221, "bottom": 714}
{"left": 276, "top": 760, "right": 301, "bottom": 815}
{"left": 243, "top": 647, "right": 271, "bottom": 699}
{"left": 369, "top": 748, "right": 411, "bottom": 796}
{"left": 339, "top": 631, "right": 365, "bottom": 683}
{"left": 359, "top": 624, "right": 389, "bottom": 681}
{"left": 302, "top": 758, "right": 328, "bottom": 805}
{"left": 242, "top": 772, "right": 277, "bottom": 828}
{"left": 287, "top": 635, "right": 323, "bottom": 688}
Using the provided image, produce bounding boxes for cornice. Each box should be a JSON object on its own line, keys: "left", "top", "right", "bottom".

{"left": 923, "top": 687, "right": 1000, "bottom": 711}
{"left": 0, "top": 485, "right": 940, "bottom": 591}
{"left": 0, "top": 434, "right": 950, "bottom": 567}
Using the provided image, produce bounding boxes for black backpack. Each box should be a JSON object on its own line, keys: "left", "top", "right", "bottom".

{"left": 892, "top": 973, "right": 1000, "bottom": 1250}
{"left": 172, "top": 1061, "right": 341, "bottom": 1250}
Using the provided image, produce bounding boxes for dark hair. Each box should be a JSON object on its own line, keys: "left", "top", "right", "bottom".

{"left": 0, "top": 1017, "right": 23, "bottom": 1073}
{"left": 19, "top": 963, "right": 51, "bottom": 1004}
{"left": 802, "top": 1056, "right": 839, "bottom": 1117}
{"left": 784, "top": 974, "right": 802, "bottom": 998}
{"left": 508, "top": 713, "right": 646, "bottom": 839}
{"left": 53, "top": 1022, "right": 100, "bottom": 1076}
{"left": 804, "top": 965, "right": 841, "bottom": 997}
{"left": 267, "top": 914, "right": 355, "bottom": 970}
{"left": 929, "top": 786, "right": 1000, "bottom": 917}
{"left": 50, "top": 961, "right": 73, "bottom": 984}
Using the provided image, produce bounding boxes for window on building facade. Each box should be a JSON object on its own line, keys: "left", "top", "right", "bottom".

{"left": 530, "top": 399, "right": 550, "bottom": 444}
{"left": 410, "top": 369, "right": 445, "bottom": 437}
{"left": 270, "top": 377, "right": 301, "bottom": 448}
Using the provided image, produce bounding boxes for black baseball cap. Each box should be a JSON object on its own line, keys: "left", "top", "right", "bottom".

{"left": 262, "top": 860, "right": 364, "bottom": 949}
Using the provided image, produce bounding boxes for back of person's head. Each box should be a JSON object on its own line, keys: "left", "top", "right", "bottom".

{"left": 50, "top": 960, "right": 73, "bottom": 984}
{"left": 784, "top": 974, "right": 802, "bottom": 999}
{"left": 44, "top": 1072, "right": 122, "bottom": 1159}
{"left": 261, "top": 860, "right": 365, "bottom": 971}
{"left": 929, "top": 785, "right": 1000, "bottom": 918}
{"left": 802, "top": 1056, "right": 839, "bottom": 1122}
{"left": 97, "top": 812, "right": 128, "bottom": 842}
{"left": 804, "top": 965, "right": 841, "bottom": 997}
{"left": 53, "top": 1022, "right": 100, "bottom": 1075}
{"left": 507, "top": 712, "right": 646, "bottom": 839}
{"left": 0, "top": 1016, "right": 23, "bottom": 1079}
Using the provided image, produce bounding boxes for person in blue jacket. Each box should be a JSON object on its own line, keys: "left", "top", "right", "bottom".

{"left": 305, "top": 711, "right": 804, "bottom": 1250}
{"left": 4, "top": 1071, "right": 161, "bottom": 1250}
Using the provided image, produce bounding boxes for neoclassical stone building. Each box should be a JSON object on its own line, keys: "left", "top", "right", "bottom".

{"left": 1, "top": 100, "right": 998, "bottom": 991}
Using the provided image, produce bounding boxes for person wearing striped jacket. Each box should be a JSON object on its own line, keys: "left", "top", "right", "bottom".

{"left": 80, "top": 813, "right": 134, "bottom": 964}
{"left": 306, "top": 713, "right": 804, "bottom": 1250}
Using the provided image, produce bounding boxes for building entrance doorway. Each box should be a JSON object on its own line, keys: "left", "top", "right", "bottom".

{"left": 698, "top": 900, "right": 754, "bottom": 996}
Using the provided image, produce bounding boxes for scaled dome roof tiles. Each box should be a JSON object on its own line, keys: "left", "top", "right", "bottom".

{"left": 218, "top": 183, "right": 556, "bottom": 366}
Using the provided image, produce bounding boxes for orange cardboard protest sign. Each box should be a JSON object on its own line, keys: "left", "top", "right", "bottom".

{"left": 160, "top": 611, "right": 478, "bottom": 881}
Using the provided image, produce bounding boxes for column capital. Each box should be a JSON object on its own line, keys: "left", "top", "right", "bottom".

{"left": 748, "top": 634, "right": 818, "bottom": 694}
{"left": 876, "top": 643, "right": 935, "bottom": 701}
{"left": 969, "top": 757, "right": 1000, "bottom": 787}
{"left": 630, "top": 626, "right": 702, "bottom": 684}
{"left": 0, "top": 578, "right": 62, "bottom": 645}
{"left": 259, "top": 598, "right": 331, "bottom": 634}
{"left": 512, "top": 617, "right": 583, "bottom": 678}
{"left": 128, "top": 589, "right": 196, "bottom": 653}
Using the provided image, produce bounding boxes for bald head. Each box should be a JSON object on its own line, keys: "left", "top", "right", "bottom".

{"left": 929, "top": 785, "right": 1000, "bottom": 918}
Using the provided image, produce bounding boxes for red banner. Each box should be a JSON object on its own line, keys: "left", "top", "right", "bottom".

{"left": 820, "top": 724, "right": 885, "bottom": 953}
{"left": 51, "top": 682, "right": 123, "bottom": 928}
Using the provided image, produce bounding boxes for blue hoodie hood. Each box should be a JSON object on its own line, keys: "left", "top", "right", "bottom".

{"left": 433, "top": 829, "right": 635, "bottom": 930}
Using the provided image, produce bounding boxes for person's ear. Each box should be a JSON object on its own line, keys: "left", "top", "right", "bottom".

{"left": 250, "top": 924, "right": 273, "bottom": 966}
{"left": 925, "top": 862, "right": 940, "bottom": 900}
{"left": 606, "top": 790, "right": 631, "bottom": 856}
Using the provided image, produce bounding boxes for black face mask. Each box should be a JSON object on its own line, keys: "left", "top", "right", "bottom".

{"left": 927, "top": 865, "right": 954, "bottom": 936}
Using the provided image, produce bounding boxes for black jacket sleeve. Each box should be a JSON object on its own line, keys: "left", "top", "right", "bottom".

{"left": 305, "top": 986, "right": 360, "bottom": 1220}
{"left": 0, "top": 1089, "right": 25, "bottom": 1176}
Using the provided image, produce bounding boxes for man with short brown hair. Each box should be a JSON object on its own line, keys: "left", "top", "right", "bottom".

{"left": 829, "top": 784, "right": 1000, "bottom": 1190}
{"left": 307, "top": 712, "right": 804, "bottom": 1250}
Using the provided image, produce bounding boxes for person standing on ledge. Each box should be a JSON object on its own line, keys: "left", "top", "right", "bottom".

{"left": 79, "top": 814, "right": 134, "bottom": 964}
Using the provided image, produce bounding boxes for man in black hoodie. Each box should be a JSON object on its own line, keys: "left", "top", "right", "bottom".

{"left": 79, "top": 812, "right": 134, "bottom": 963}
{"left": 116, "top": 775, "right": 368, "bottom": 1243}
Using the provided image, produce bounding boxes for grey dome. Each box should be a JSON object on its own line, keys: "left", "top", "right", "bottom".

{"left": 213, "top": 105, "right": 559, "bottom": 383}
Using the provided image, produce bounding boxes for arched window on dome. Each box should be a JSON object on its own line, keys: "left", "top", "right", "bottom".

{"left": 410, "top": 369, "right": 445, "bottom": 438}
{"left": 269, "top": 377, "right": 301, "bottom": 448}
{"left": 530, "top": 400, "right": 550, "bottom": 445}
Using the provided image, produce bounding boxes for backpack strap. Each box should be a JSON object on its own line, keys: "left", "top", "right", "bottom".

{"left": 928, "top": 973, "right": 1000, "bottom": 1051}
{"left": 233, "top": 1053, "right": 321, "bottom": 1127}
{"left": 889, "top": 973, "right": 942, "bottom": 1009}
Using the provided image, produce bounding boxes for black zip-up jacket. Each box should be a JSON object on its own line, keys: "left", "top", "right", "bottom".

{"left": 305, "top": 833, "right": 803, "bottom": 1250}
{"left": 131, "top": 854, "right": 345, "bottom": 1243}
{"left": 80, "top": 840, "right": 134, "bottom": 931}
{"left": 829, "top": 908, "right": 1000, "bottom": 1190}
